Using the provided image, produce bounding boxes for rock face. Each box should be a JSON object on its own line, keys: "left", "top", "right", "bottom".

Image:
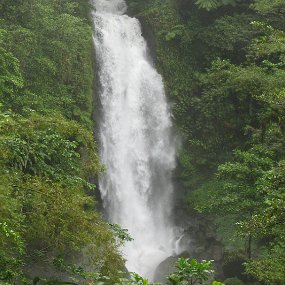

{"left": 152, "top": 170, "right": 225, "bottom": 282}
{"left": 137, "top": 16, "right": 157, "bottom": 62}
{"left": 154, "top": 255, "right": 176, "bottom": 284}
{"left": 153, "top": 227, "right": 224, "bottom": 283}
{"left": 153, "top": 251, "right": 189, "bottom": 283}
{"left": 177, "top": 221, "right": 224, "bottom": 262}
{"left": 171, "top": 191, "right": 225, "bottom": 280}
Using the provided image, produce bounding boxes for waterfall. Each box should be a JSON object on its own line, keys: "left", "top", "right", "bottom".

{"left": 92, "top": 0, "right": 177, "bottom": 278}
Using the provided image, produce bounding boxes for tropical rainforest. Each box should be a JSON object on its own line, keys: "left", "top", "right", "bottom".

{"left": 0, "top": 0, "right": 285, "bottom": 285}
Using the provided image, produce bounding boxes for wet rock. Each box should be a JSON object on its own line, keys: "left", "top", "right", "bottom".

{"left": 224, "top": 277, "right": 246, "bottom": 285}
{"left": 153, "top": 251, "right": 190, "bottom": 284}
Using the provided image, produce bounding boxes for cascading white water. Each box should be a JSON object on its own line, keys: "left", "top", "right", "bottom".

{"left": 92, "top": 0, "right": 177, "bottom": 278}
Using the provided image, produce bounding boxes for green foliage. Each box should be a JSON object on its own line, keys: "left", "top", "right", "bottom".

{"left": 52, "top": 256, "right": 109, "bottom": 285}
{"left": 201, "top": 15, "right": 257, "bottom": 56}
{"left": 1, "top": 0, "right": 285, "bottom": 282}
{"left": 240, "top": 161, "right": 285, "bottom": 284}
{"left": 251, "top": 0, "right": 285, "bottom": 17}
{"left": 0, "top": 31, "right": 24, "bottom": 100}
{"left": 167, "top": 258, "right": 215, "bottom": 285}
{"left": 195, "top": 0, "right": 238, "bottom": 11}
{"left": 190, "top": 145, "right": 276, "bottom": 252}
{"left": 247, "top": 21, "right": 285, "bottom": 65}
{"left": 1, "top": 0, "right": 94, "bottom": 127}
{"left": 0, "top": 170, "right": 25, "bottom": 284}
{"left": 24, "top": 258, "right": 223, "bottom": 285}
{"left": 0, "top": 221, "right": 24, "bottom": 284}
{"left": 0, "top": 222, "right": 24, "bottom": 255}
{"left": 0, "top": 0, "right": 125, "bottom": 282}
{"left": 0, "top": 112, "right": 102, "bottom": 181}
{"left": 115, "top": 273, "right": 156, "bottom": 285}
{"left": 159, "top": 25, "right": 186, "bottom": 41}
{"left": 0, "top": 111, "right": 124, "bottom": 282}
{"left": 108, "top": 223, "right": 134, "bottom": 244}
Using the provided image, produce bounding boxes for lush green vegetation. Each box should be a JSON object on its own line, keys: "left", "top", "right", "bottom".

{"left": 127, "top": 0, "right": 285, "bottom": 284}
{"left": 0, "top": 0, "right": 126, "bottom": 283}
{"left": 2, "top": 0, "right": 285, "bottom": 283}
{"left": 113, "top": 258, "right": 223, "bottom": 285}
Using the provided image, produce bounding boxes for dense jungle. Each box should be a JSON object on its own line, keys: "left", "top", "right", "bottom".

{"left": 0, "top": 0, "right": 284, "bottom": 285}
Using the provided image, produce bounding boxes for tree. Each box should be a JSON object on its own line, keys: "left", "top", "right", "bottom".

{"left": 241, "top": 162, "right": 285, "bottom": 284}
{"left": 0, "top": 30, "right": 23, "bottom": 102}
{"left": 168, "top": 258, "right": 223, "bottom": 285}
{"left": 195, "top": 0, "right": 238, "bottom": 11}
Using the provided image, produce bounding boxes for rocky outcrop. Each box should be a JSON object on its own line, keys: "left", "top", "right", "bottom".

{"left": 137, "top": 16, "right": 157, "bottom": 63}
{"left": 153, "top": 251, "right": 189, "bottom": 283}
{"left": 165, "top": 171, "right": 225, "bottom": 281}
